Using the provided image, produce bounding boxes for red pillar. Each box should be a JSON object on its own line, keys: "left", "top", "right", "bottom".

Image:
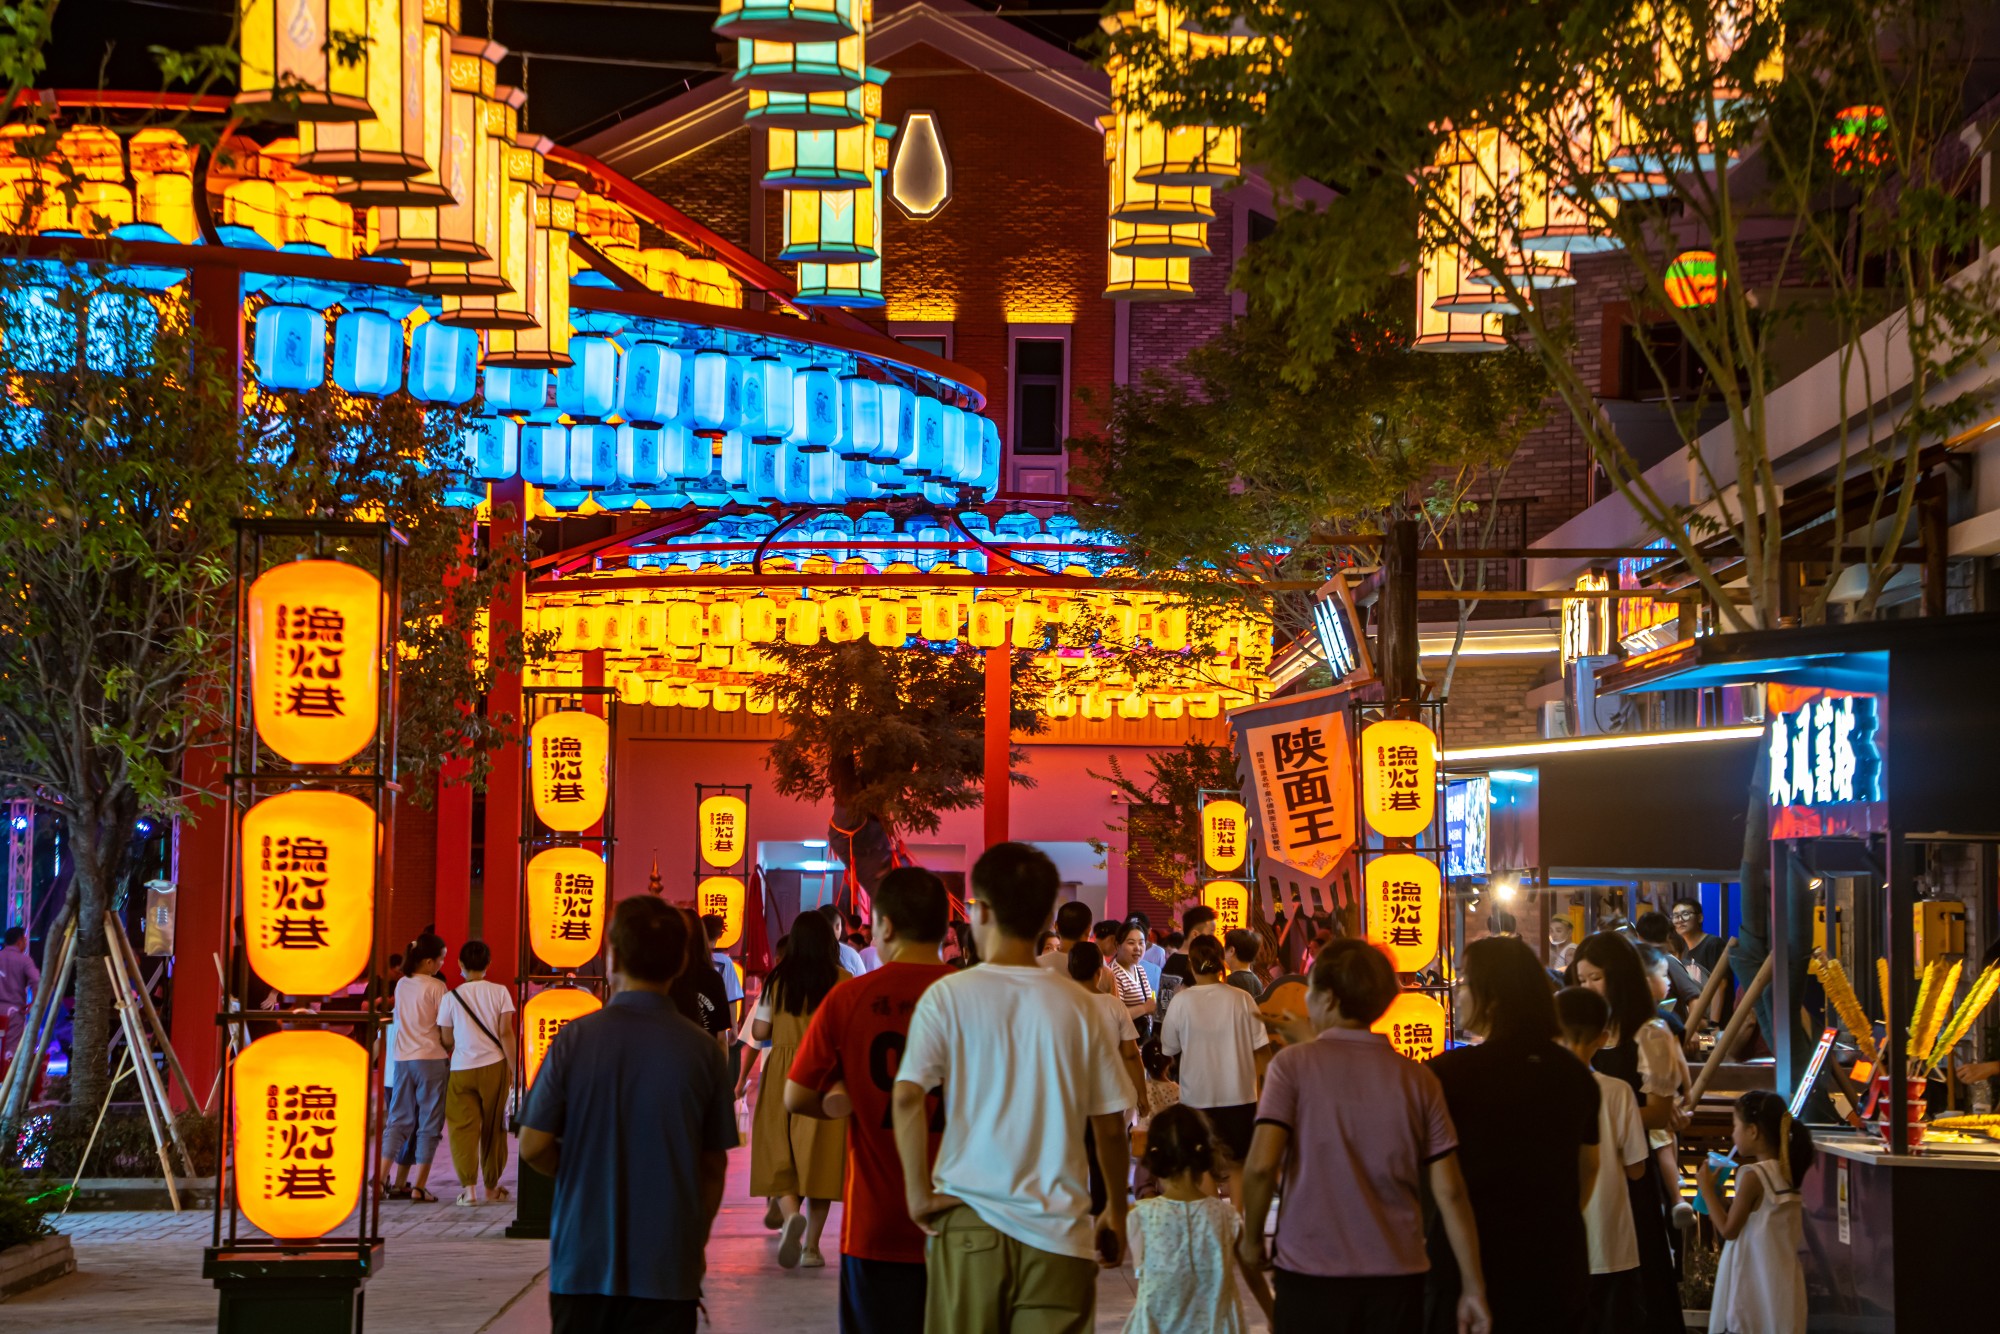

{"left": 483, "top": 478, "right": 527, "bottom": 987}
{"left": 167, "top": 262, "right": 243, "bottom": 1110}
{"left": 983, "top": 648, "right": 1011, "bottom": 851}
{"left": 432, "top": 533, "right": 478, "bottom": 943}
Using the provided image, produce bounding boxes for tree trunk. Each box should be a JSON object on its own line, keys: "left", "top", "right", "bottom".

{"left": 65, "top": 814, "right": 127, "bottom": 1114}
{"left": 827, "top": 797, "right": 897, "bottom": 914}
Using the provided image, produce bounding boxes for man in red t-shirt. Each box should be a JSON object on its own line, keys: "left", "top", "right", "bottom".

{"left": 787, "top": 867, "right": 952, "bottom": 1334}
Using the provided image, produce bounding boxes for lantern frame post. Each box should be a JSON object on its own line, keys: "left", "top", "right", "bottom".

{"left": 205, "top": 518, "right": 405, "bottom": 1330}
{"left": 506, "top": 684, "right": 618, "bottom": 1240}
{"left": 1352, "top": 697, "right": 1453, "bottom": 1058}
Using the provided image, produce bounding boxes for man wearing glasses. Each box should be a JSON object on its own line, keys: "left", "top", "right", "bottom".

{"left": 1668, "top": 899, "right": 1724, "bottom": 985}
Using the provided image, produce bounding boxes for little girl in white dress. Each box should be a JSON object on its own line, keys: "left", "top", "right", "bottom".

{"left": 1696, "top": 1089, "right": 1813, "bottom": 1334}
{"left": 1125, "top": 1105, "right": 1273, "bottom": 1334}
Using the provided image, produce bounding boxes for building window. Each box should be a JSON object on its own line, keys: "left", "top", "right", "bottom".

{"left": 889, "top": 322, "right": 952, "bottom": 361}
{"left": 1012, "top": 338, "right": 1066, "bottom": 456}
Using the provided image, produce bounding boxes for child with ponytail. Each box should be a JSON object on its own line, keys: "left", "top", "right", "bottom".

{"left": 1122, "top": 1104, "right": 1273, "bottom": 1333}
{"left": 1697, "top": 1088, "right": 1814, "bottom": 1333}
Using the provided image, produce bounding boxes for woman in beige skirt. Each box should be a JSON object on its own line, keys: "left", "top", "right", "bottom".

{"left": 749, "top": 907, "right": 849, "bottom": 1268}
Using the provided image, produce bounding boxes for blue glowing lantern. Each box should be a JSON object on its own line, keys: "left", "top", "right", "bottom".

{"left": 252, "top": 304, "right": 327, "bottom": 390}
{"left": 838, "top": 458, "right": 876, "bottom": 501}
{"left": 520, "top": 422, "right": 570, "bottom": 488}
{"left": 690, "top": 349, "right": 746, "bottom": 437}
{"left": 855, "top": 511, "right": 895, "bottom": 567}
{"left": 912, "top": 396, "right": 946, "bottom": 477}
{"left": 556, "top": 336, "right": 620, "bottom": 419}
{"left": 466, "top": 417, "right": 520, "bottom": 482}
{"left": 924, "top": 479, "right": 960, "bottom": 507}
{"left": 749, "top": 440, "right": 784, "bottom": 501}
{"left": 805, "top": 446, "right": 843, "bottom": 503}
{"left": 331, "top": 309, "right": 403, "bottom": 396}
{"left": 662, "top": 423, "right": 710, "bottom": 483}
{"left": 569, "top": 422, "right": 619, "bottom": 489}
{"left": 409, "top": 320, "right": 479, "bottom": 404}
{"left": 789, "top": 365, "right": 842, "bottom": 452}
{"left": 958, "top": 510, "right": 993, "bottom": 573}
{"left": 742, "top": 356, "right": 795, "bottom": 442}
{"left": 542, "top": 489, "right": 590, "bottom": 512}
{"left": 813, "top": 512, "right": 855, "bottom": 561}
{"left": 486, "top": 366, "right": 549, "bottom": 413}
{"left": 838, "top": 374, "right": 880, "bottom": 461}
{"left": 85, "top": 292, "right": 161, "bottom": 374}
{"left": 972, "top": 415, "right": 1002, "bottom": 495}
{"left": 914, "top": 520, "right": 950, "bottom": 571}
{"left": 719, "top": 431, "right": 756, "bottom": 491}
{"left": 617, "top": 424, "right": 669, "bottom": 487}
{"left": 876, "top": 382, "right": 914, "bottom": 464}
{"left": 619, "top": 341, "right": 690, "bottom": 427}
{"left": 775, "top": 441, "right": 815, "bottom": 504}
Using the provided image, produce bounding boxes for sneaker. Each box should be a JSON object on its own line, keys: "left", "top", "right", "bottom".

{"left": 800, "top": 1247, "right": 826, "bottom": 1269}
{"left": 1672, "top": 1201, "right": 1696, "bottom": 1231}
{"left": 777, "top": 1213, "right": 807, "bottom": 1269}
{"left": 763, "top": 1198, "right": 783, "bottom": 1231}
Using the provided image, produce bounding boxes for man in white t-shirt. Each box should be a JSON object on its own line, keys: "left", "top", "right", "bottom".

{"left": 894, "top": 843, "right": 1133, "bottom": 1334}
{"left": 438, "top": 940, "right": 517, "bottom": 1208}
{"left": 1558, "top": 985, "right": 1649, "bottom": 1328}
{"left": 1038, "top": 900, "right": 1095, "bottom": 974}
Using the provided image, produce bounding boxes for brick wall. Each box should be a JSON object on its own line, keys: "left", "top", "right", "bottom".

{"left": 387, "top": 797, "right": 437, "bottom": 960}
{"left": 1125, "top": 203, "right": 1236, "bottom": 384}
{"left": 1442, "top": 660, "right": 1553, "bottom": 746}
{"left": 637, "top": 126, "right": 757, "bottom": 253}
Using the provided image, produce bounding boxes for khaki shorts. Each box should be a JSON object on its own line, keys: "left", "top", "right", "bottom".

{"left": 924, "top": 1205, "right": 1097, "bottom": 1334}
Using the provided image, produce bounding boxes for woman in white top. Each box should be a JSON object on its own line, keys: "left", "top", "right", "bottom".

{"left": 437, "top": 939, "right": 516, "bottom": 1208}
{"left": 379, "top": 933, "right": 449, "bottom": 1202}
{"left": 1158, "top": 936, "right": 1270, "bottom": 1165}
{"left": 1111, "top": 923, "right": 1157, "bottom": 1038}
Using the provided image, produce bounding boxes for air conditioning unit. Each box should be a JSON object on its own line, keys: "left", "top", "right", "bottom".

{"left": 1541, "top": 700, "right": 1569, "bottom": 739}
{"left": 1567, "top": 655, "right": 1627, "bottom": 736}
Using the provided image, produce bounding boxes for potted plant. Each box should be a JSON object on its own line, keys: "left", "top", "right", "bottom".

{"left": 0, "top": 1168, "right": 72, "bottom": 1301}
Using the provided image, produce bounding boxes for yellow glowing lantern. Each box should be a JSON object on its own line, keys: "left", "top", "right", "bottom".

{"left": 1372, "top": 989, "right": 1448, "bottom": 1060}
{"left": 667, "top": 601, "right": 703, "bottom": 647}
{"left": 409, "top": 39, "right": 508, "bottom": 288}
{"left": 442, "top": 104, "right": 544, "bottom": 327}
{"left": 1010, "top": 600, "right": 1045, "bottom": 649}
{"left": 1365, "top": 853, "right": 1442, "bottom": 973}
{"left": 708, "top": 600, "right": 744, "bottom": 646}
{"left": 248, "top": 560, "right": 383, "bottom": 766}
{"left": 697, "top": 875, "right": 747, "bottom": 949}
{"left": 1202, "top": 798, "right": 1248, "bottom": 874}
{"left": 784, "top": 598, "right": 822, "bottom": 645}
{"left": 129, "top": 129, "right": 198, "bottom": 242}
{"left": 241, "top": 790, "right": 377, "bottom": 996}
{"left": 698, "top": 794, "right": 748, "bottom": 869}
{"left": 865, "top": 596, "right": 906, "bottom": 648}
{"left": 487, "top": 181, "right": 578, "bottom": 369}
{"left": 526, "top": 845, "right": 608, "bottom": 969}
{"left": 742, "top": 597, "right": 780, "bottom": 642}
{"left": 967, "top": 600, "right": 1008, "bottom": 648}
{"left": 1414, "top": 245, "right": 1504, "bottom": 353}
{"left": 1201, "top": 880, "right": 1249, "bottom": 935}
{"left": 530, "top": 708, "right": 610, "bottom": 833}
{"left": 824, "top": 593, "right": 865, "bottom": 642}
{"left": 1360, "top": 718, "right": 1437, "bottom": 839}
{"left": 522, "top": 986, "right": 601, "bottom": 1087}
{"left": 921, "top": 592, "right": 959, "bottom": 641}
{"left": 232, "top": 1030, "right": 369, "bottom": 1241}
{"left": 373, "top": 30, "right": 497, "bottom": 263}
{"left": 235, "top": 0, "right": 377, "bottom": 121}
{"left": 297, "top": 0, "right": 452, "bottom": 197}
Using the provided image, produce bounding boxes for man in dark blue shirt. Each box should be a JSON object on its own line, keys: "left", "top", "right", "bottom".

{"left": 521, "top": 896, "right": 737, "bottom": 1334}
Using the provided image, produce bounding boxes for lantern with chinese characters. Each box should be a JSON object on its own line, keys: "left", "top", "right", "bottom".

{"left": 697, "top": 874, "right": 746, "bottom": 949}
{"left": 248, "top": 560, "right": 383, "bottom": 765}
{"left": 1360, "top": 718, "right": 1437, "bottom": 840}
{"left": 485, "top": 182, "right": 578, "bottom": 370}
{"left": 1201, "top": 880, "right": 1248, "bottom": 936}
{"left": 526, "top": 846, "right": 608, "bottom": 969}
{"left": 1365, "top": 853, "right": 1442, "bottom": 973}
{"left": 698, "top": 794, "right": 748, "bottom": 869}
{"left": 242, "top": 790, "right": 377, "bottom": 995}
{"left": 331, "top": 307, "right": 403, "bottom": 396}
{"left": 234, "top": 0, "right": 377, "bottom": 121}
{"left": 296, "top": 0, "right": 452, "bottom": 197}
{"left": 1202, "top": 799, "right": 1248, "bottom": 874}
{"left": 1372, "top": 989, "right": 1448, "bottom": 1060}
{"left": 232, "top": 1030, "right": 369, "bottom": 1240}
{"left": 530, "top": 708, "right": 610, "bottom": 832}
{"left": 1664, "top": 250, "right": 1721, "bottom": 309}
{"left": 522, "top": 987, "right": 601, "bottom": 1087}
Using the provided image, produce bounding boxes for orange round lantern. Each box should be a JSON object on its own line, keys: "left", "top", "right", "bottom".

{"left": 526, "top": 846, "right": 609, "bottom": 970}
{"left": 522, "top": 986, "right": 602, "bottom": 1088}
{"left": 248, "top": 560, "right": 383, "bottom": 765}
{"left": 698, "top": 794, "right": 748, "bottom": 869}
{"left": 697, "top": 875, "right": 747, "bottom": 949}
{"left": 1201, "top": 880, "right": 1249, "bottom": 936}
{"left": 1364, "top": 852, "right": 1442, "bottom": 973}
{"left": 232, "top": 1030, "right": 369, "bottom": 1241}
{"left": 1360, "top": 718, "right": 1437, "bottom": 840}
{"left": 1372, "top": 989, "right": 1448, "bottom": 1060}
{"left": 531, "top": 708, "right": 610, "bottom": 833}
{"left": 241, "top": 790, "right": 377, "bottom": 996}
{"left": 1663, "top": 250, "right": 1721, "bottom": 310}
{"left": 1201, "top": 799, "right": 1248, "bottom": 874}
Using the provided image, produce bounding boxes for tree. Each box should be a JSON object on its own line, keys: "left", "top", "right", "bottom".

{"left": 753, "top": 641, "right": 1047, "bottom": 900}
{"left": 1088, "top": 739, "right": 1241, "bottom": 899}
{"left": 1115, "top": 0, "right": 2000, "bottom": 630}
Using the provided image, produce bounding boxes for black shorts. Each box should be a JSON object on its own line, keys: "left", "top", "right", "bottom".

{"left": 1273, "top": 1270, "right": 1422, "bottom": 1334}
{"left": 840, "top": 1254, "right": 927, "bottom": 1334}
{"left": 550, "top": 1293, "right": 698, "bottom": 1334}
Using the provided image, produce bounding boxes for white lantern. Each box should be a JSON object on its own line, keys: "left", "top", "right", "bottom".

{"left": 569, "top": 422, "right": 618, "bottom": 489}
{"left": 486, "top": 366, "right": 549, "bottom": 414}
{"left": 408, "top": 319, "right": 479, "bottom": 404}
{"left": 789, "top": 365, "right": 841, "bottom": 452}
{"left": 331, "top": 308, "right": 402, "bottom": 396}
{"left": 742, "top": 355, "right": 795, "bottom": 442}
{"left": 690, "top": 349, "right": 745, "bottom": 437}
{"left": 556, "top": 336, "right": 620, "bottom": 419}
{"left": 912, "top": 396, "right": 946, "bottom": 477}
{"left": 466, "top": 417, "right": 519, "bottom": 482}
{"left": 616, "top": 424, "right": 669, "bottom": 487}
{"left": 619, "top": 342, "right": 689, "bottom": 427}
{"left": 521, "top": 422, "right": 569, "bottom": 487}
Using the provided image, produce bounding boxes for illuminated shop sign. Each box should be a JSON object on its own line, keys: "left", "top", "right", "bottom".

{"left": 1767, "top": 695, "right": 1882, "bottom": 808}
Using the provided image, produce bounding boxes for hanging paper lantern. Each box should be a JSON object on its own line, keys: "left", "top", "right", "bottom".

{"left": 252, "top": 304, "right": 327, "bottom": 391}
{"left": 527, "top": 845, "right": 609, "bottom": 969}
{"left": 1360, "top": 718, "right": 1438, "bottom": 840}
{"left": 781, "top": 179, "right": 878, "bottom": 263}
{"left": 1201, "top": 799, "right": 1248, "bottom": 874}
{"left": 838, "top": 374, "right": 881, "bottom": 461}
{"left": 742, "top": 356, "right": 796, "bottom": 441}
{"left": 330, "top": 308, "right": 402, "bottom": 396}
{"left": 295, "top": 0, "right": 450, "bottom": 196}
{"left": 735, "top": 33, "right": 866, "bottom": 93}
{"left": 567, "top": 423, "right": 618, "bottom": 489}
{"left": 241, "top": 790, "right": 377, "bottom": 995}
{"left": 127, "top": 128, "right": 198, "bottom": 242}
{"left": 967, "top": 599, "right": 1008, "bottom": 648}
{"left": 485, "top": 181, "right": 579, "bottom": 369}
{"left": 789, "top": 366, "right": 842, "bottom": 451}
{"left": 416, "top": 36, "right": 506, "bottom": 271}
{"left": 619, "top": 342, "right": 691, "bottom": 427}
{"left": 486, "top": 366, "right": 549, "bottom": 413}
{"left": 823, "top": 593, "right": 865, "bottom": 642}
{"left": 784, "top": 598, "right": 821, "bottom": 644}
{"left": 523, "top": 987, "right": 602, "bottom": 1088}
{"left": 248, "top": 560, "right": 383, "bottom": 765}
{"left": 742, "top": 598, "right": 780, "bottom": 642}
{"left": 696, "top": 874, "right": 747, "bottom": 949}
{"left": 530, "top": 708, "right": 610, "bottom": 832}
{"left": 408, "top": 318, "right": 480, "bottom": 403}
{"left": 698, "top": 794, "right": 748, "bottom": 868}
{"left": 521, "top": 422, "right": 569, "bottom": 488}
{"left": 714, "top": 0, "right": 856, "bottom": 40}
{"left": 556, "top": 336, "right": 620, "bottom": 419}
{"left": 466, "top": 416, "right": 519, "bottom": 482}
{"left": 920, "top": 592, "right": 959, "bottom": 641}
{"left": 231, "top": 1030, "right": 369, "bottom": 1241}
{"left": 1373, "top": 989, "right": 1448, "bottom": 1060}
{"left": 1200, "top": 880, "right": 1249, "bottom": 935}
{"left": 616, "top": 424, "right": 668, "bottom": 487}
{"left": 690, "top": 350, "right": 746, "bottom": 437}
{"left": 439, "top": 103, "right": 544, "bottom": 326}
{"left": 1663, "top": 250, "right": 1721, "bottom": 309}
{"left": 234, "top": 0, "right": 377, "bottom": 121}
{"left": 1365, "top": 853, "right": 1442, "bottom": 973}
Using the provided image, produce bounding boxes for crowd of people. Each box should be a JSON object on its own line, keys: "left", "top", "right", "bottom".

{"left": 513, "top": 849, "right": 1814, "bottom": 1334}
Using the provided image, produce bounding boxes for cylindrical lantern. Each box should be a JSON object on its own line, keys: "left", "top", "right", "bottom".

{"left": 486, "top": 365, "right": 549, "bottom": 413}
{"left": 1202, "top": 799, "right": 1248, "bottom": 874}
{"left": 788, "top": 366, "right": 842, "bottom": 451}
{"left": 439, "top": 110, "right": 544, "bottom": 326}
{"left": 252, "top": 304, "right": 328, "bottom": 391}
{"left": 234, "top": 0, "right": 377, "bottom": 121}
{"left": 690, "top": 349, "right": 746, "bottom": 437}
{"left": 330, "top": 308, "right": 402, "bottom": 396}
{"left": 742, "top": 597, "right": 780, "bottom": 642}
{"left": 231, "top": 1030, "right": 369, "bottom": 1241}
{"left": 556, "top": 336, "right": 620, "bottom": 419}
{"left": 522, "top": 986, "right": 601, "bottom": 1087}
{"left": 823, "top": 592, "right": 864, "bottom": 642}
{"left": 616, "top": 424, "right": 669, "bottom": 487}
{"left": 1360, "top": 718, "right": 1438, "bottom": 839}
{"left": 696, "top": 874, "right": 747, "bottom": 949}
{"left": 241, "top": 789, "right": 377, "bottom": 995}
{"left": 967, "top": 599, "right": 1007, "bottom": 648}
{"left": 530, "top": 708, "right": 610, "bottom": 832}
{"left": 781, "top": 173, "right": 879, "bottom": 263}
{"left": 466, "top": 416, "right": 519, "bottom": 482}
{"left": 526, "top": 845, "right": 609, "bottom": 969}
{"left": 1373, "top": 989, "right": 1448, "bottom": 1060}
{"left": 485, "top": 181, "right": 578, "bottom": 369}
{"left": 1365, "top": 853, "right": 1442, "bottom": 973}
{"left": 742, "top": 356, "right": 796, "bottom": 441}
{"left": 1201, "top": 880, "right": 1249, "bottom": 936}
{"left": 408, "top": 318, "right": 480, "bottom": 403}
{"left": 698, "top": 794, "right": 748, "bottom": 868}
{"left": 619, "top": 342, "right": 690, "bottom": 427}
{"left": 370, "top": 30, "right": 498, "bottom": 263}
{"left": 248, "top": 559, "right": 383, "bottom": 765}
{"left": 296, "top": 0, "right": 449, "bottom": 191}
{"left": 784, "top": 597, "right": 821, "bottom": 644}
{"left": 520, "top": 422, "right": 569, "bottom": 488}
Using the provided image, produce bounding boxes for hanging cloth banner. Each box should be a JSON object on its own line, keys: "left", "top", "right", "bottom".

{"left": 1229, "top": 686, "right": 1358, "bottom": 918}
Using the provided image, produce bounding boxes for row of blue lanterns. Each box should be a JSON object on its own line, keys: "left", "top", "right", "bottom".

{"left": 631, "top": 509, "right": 1118, "bottom": 574}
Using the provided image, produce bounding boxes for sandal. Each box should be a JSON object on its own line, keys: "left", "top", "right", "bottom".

{"left": 486, "top": 1186, "right": 512, "bottom": 1204}
{"left": 453, "top": 1187, "right": 480, "bottom": 1208}
{"left": 382, "top": 1182, "right": 411, "bottom": 1201}
{"left": 409, "top": 1186, "right": 439, "bottom": 1203}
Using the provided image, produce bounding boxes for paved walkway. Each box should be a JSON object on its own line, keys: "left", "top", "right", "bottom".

{"left": 11, "top": 1139, "right": 1265, "bottom": 1332}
